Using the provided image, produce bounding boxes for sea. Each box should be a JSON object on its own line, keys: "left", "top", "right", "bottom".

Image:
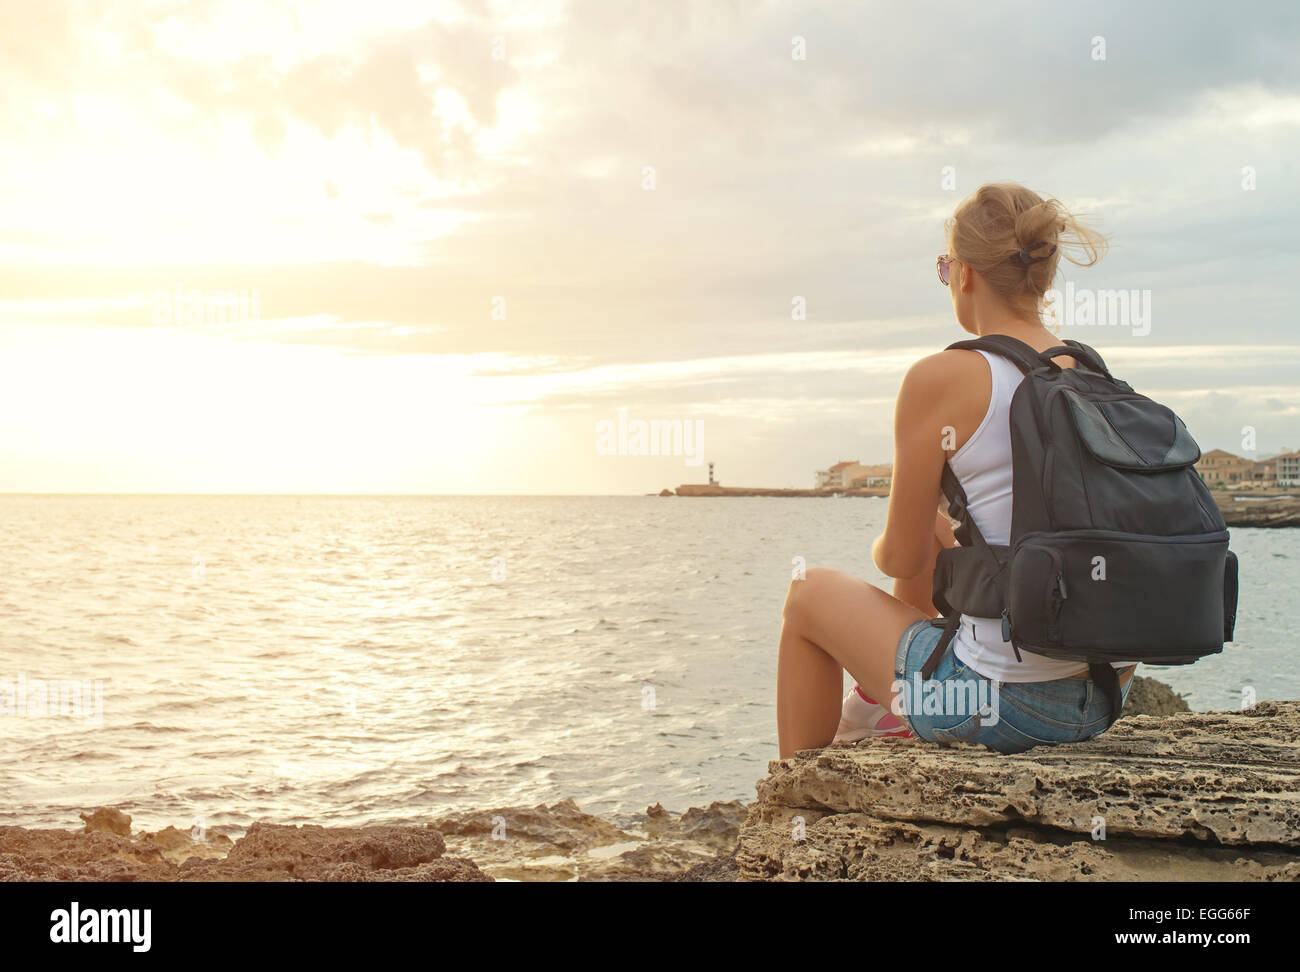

{"left": 1, "top": 494, "right": 1295, "bottom": 835}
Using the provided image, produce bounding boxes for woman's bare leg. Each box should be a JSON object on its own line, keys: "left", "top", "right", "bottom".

{"left": 777, "top": 567, "right": 928, "bottom": 758}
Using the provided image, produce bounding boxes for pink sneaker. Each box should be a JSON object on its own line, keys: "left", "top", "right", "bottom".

{"left": 833, "top": 685, "right": 913, "bottom": 743}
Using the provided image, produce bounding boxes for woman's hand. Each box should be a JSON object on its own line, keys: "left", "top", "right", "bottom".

{"left": 935, "top": 506, "right": 959, "bottom": 549}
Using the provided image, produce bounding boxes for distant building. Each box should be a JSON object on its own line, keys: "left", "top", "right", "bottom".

{"left": 848, "top": 463, "right": 892, "bottom": 488}
{"left": 1250, "top": 457, "right": 1276, "bottom": 483}
{"left": 1195, "top": 449, "right": 1256, "bottom": 486}
{"left": 814, "top": 460, "right": 891, "bottom": 489}
{"left": 815, "top": 460, "right": 860, "bottom": 490}
{"left": 1277, "top": 451, "right": 1300, "bottom": 487}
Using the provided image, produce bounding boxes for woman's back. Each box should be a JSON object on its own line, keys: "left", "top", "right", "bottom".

{"left": 944, "top": 344, "right": 1138, "bottom": 681}
{"left": 946, "top": 348, "right": 1086, "bottom": 680}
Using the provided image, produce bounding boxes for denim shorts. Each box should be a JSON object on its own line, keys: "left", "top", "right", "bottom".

{"left": 893, "top": 618, "right": 1135, "bottom": 753}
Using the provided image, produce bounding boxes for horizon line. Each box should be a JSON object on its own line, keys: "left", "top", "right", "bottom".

{"left": 0, "top": 491, "right": 694, "bottom": 498}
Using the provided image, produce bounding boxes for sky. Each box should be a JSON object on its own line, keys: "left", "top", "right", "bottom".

{"left": 1, "top": 0, "right": 1298, "bottom": 494}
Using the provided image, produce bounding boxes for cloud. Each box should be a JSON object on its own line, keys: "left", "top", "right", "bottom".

{"left": 1, "top": 3, "right": 520, "bottom": 181}
{"left": 3, "top": 1, "right": 1300, "bottom": 491}
{"left": 151, "top": 23, "right": 518, "bottom": 179}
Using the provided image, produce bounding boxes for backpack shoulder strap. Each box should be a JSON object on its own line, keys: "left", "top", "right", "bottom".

{"left": 944, "top": 334, "right": 1047, "bottom": 375}
{"left": 923, "top": 335, "right": 1034, "bottom": 679}
{"left": 1061, "top": 339, "right": 1112, "bottom": 378}
{"left": 920, "top": 460, "right": 1017, "bottom": 680}
{"left": 948, "top": 335, "right": 1115, "bottom": 380}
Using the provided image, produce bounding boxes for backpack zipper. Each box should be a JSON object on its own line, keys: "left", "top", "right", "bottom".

{"left": 1015, "top": 527, "right": 1230, "bottom": 548}
{"left": 1001, "top": 608, "right": 1022, "bottom": 661}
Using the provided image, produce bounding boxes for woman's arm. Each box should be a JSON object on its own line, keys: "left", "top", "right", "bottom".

{"left": 892, "top": 507, "right": 959, "bottom": 615}
{"left": 872, "top": 351, "right": 980, "bottom": 580}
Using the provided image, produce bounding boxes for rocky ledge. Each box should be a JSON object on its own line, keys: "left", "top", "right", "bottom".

{"left": 0, "top": 809, "right": 491, "bottom": 882}
{"left": 737, "top": 700, "right": 1300, "bottom": 881}
{"left": 1215, "top": 495, "right": 1300, "bottom": 527}
{"left": 432, "top": 798, "right": 745, "bottom": 881}
{"left": 0, "top": 800, "right": 747, "bottom": 883}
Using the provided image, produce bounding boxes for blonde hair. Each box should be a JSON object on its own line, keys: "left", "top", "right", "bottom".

{"left": 945, "top": 182, "right": 1108, "bottom": 316}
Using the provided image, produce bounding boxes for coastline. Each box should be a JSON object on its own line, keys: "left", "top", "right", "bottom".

{"left": 665, "top": 484, "right": 890, "bottom": 498}
{"left": 1, "top": 677, "right": 1226, "bottom": 883}
{"left": 0, "top": 801, "right": 743, "bottom": 883}
{"left": 662, "top": 484, "right": 1300, "bottom": 526}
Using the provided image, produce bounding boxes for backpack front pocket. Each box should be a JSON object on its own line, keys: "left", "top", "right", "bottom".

{"left": 1007, "top": 542, "right": 1066, "bottom": 646}
{"left": 1009, "top": 529, "right": 1229, "bottom": 665}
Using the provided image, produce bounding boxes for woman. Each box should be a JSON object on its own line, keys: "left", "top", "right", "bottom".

{"left": 777, "top": 182, "right": 1136, "bottom": 759}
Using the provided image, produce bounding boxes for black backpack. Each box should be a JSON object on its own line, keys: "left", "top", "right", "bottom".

{"left": 924, "top": 335, "right": 1238, "bottom": 727}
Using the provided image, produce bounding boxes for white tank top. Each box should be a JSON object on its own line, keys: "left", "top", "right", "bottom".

{"left": 947, "top": 349, "right": 1134, "bottom": 682}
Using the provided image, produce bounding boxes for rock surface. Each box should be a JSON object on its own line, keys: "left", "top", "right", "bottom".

{"left": 0, "top": 801, "right": 746, "bottom": 883}
{"left": 79, "top": 807, "right": 132, "bottom": 836}
{"left": 144, "top": 825, "right": 234, "bottom": 864}
{"left": 1215, "top": 495, "right": 1300, "bottom": 527}
{"left": 433, "top": 797, "right": 746, "bottom": 881}
{"left": 1123, "top": 675, "right": 1189, "bottom": 716}
{"left": 0, "top": 817, "right": 490, "bottom": 882}
{"left": 737, "top": 700, "right": 1300, "bottom": 881}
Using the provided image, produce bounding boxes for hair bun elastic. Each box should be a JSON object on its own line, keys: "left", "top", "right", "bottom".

{"left": 1014, "top": 243, "right": 1058, "bottom": 265}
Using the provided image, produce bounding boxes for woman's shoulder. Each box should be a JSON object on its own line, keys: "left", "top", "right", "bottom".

{"left": 900, "top": 347, "right": 990, "bottom": 393}
{"left": 894, "top": 348, "right": 992, "bottom": 431}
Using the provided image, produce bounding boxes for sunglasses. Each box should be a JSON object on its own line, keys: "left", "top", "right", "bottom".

{"left": 936, "top": 254, "right": 956, "bottom": 286}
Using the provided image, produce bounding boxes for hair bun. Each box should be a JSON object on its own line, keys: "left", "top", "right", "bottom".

{"left": 945, "top": 182, "right": 1109, "bottom": 310}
